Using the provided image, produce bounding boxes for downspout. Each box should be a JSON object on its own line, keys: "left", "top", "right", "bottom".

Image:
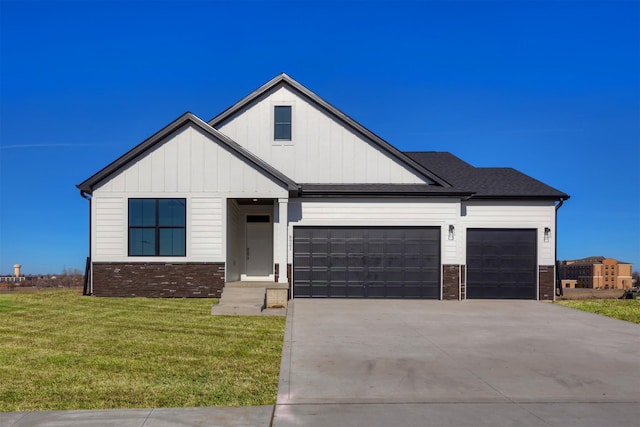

{"left": 555, "top": 199, "right": 565, "bottom": 298}
{"left": 80, "top": 190, "right": 92, "bottom": 295}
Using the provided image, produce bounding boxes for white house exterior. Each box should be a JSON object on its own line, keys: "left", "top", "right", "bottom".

{"left": 78, "top": 74, "right": 569, "bottom": 300}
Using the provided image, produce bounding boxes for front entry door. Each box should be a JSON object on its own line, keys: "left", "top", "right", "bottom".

{"left": 245, "top": 216, "right": 273, "bottom": 278}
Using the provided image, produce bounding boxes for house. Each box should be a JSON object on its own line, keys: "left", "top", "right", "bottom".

{"left": 558, "top": 257, "right": 633, "bottom": 289}
{"left": 77, "top": 73, "right": 569, "bottom": 300}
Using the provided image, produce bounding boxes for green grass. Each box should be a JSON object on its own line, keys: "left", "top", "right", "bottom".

{"left": 0, "top": 290, "right": 285, "bottom": 411}
{"left": 556, "top": 299, "right": 640, "bottom": 324}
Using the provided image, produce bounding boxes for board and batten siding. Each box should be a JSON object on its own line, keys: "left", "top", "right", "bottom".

{"left": 94, "top": 125, "right": 289, "bottom": 197}
{"left": 460, "top": 201, "right": 557, "bottom": 265}
{"left": 91, "top": 123, "right": 288, "bottom": 263}
{"left": 288, "top": 198, "right": 460, "bottom": 264}
{"left": 216, "top": 86, "right": 427, "bottom": 185}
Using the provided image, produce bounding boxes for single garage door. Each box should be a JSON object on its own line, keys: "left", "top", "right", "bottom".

{"left": 293, "top": 226, "right": 440, "bottom": 298}
{"left": 466, "top": 228, "right": 537, "bottom": 299}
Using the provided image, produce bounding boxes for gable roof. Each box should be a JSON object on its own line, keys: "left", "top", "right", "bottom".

{"left": 78, "top": 76, "right": 568, "bottom": 202}
{"left": 77, "top": 112, "right": 299, "bottom": 195}
{"left": 208, "top": 73, "right": 451, "bottom": 188}
{"left": 405, "top": 152, "right": 569, "bottom": 200}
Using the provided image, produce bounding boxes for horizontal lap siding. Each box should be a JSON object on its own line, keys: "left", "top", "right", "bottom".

{"left": 292, "top": 199, "right": 458, "bottom": 225}
{"left": 94, "top": 198, "right": 125, "bottom": 260}
{"left": 93, "top": 195, "right": 225, "bottom": 263}
{"left": 190, "top": 198, "right": 223, "bottom": 261}
{"left": 464, "top": 202, "right": 552, "bottom": 223}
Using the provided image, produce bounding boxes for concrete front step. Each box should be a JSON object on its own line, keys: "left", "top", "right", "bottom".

{"left": 211, "top": 306, "right": 286, "bottom": 316}
{"left": 225, "top": 281, "right": 289, "bottom": 289}
{"left": 211, "top": 282, "right": 288, "bottom": 316}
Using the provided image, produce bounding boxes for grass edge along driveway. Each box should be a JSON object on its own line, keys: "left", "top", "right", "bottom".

{"left": 0, "top": 290, "right": 285, "bottom": 412}
{"left": 556, "top": 298, "right": 640, "bottom": 324}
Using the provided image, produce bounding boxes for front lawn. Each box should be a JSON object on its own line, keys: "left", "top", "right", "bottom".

{"left": 0, "top": 290, "right": 285, "bottom": 411}
{"left": 556, "top": 299, "right": 640, "bottom": 324}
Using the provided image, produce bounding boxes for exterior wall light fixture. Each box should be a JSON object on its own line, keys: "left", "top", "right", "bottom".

{"left": 544, "top": 227, "right": 551, "bottom": 242}
{"left": 448, "top": 225, "right": 455, "bottom": 240}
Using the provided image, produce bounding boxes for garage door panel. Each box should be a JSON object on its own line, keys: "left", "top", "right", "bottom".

{"left": 467, "top": 229, "right": 537, "bottom": 300}
{"left": 294, "top": 227, "right": 440, "bottom": 299}
{"left": 295, "top": 284, "right": 313, "bottom": 296}
{"left": 386, "top": 242, "right": 404, "bottom": 253}
{"left": 295, "top": 269, "right": 311, "bottom": 281}
{"left": 347, "top": 269, "right": 365, "bottom": 282}
{"left": 404, "top": 257, "right": 425, "bottom": 268}
{"left": 310, "top": 255, "right": 328, "bottom": 268}
{"left": 311, "top": 243, "right": 329, "bottom": 254}
{"left": 328, "top": 255, "right": 347, "bottom": 268}
{"left": 347, "top": 255, "right": 365, "bottom": 268}
{"left": 330, "top": 243, "right": 347, "bottom": 255}
{"left": 345, "top": 285, "right": 363, "bottom": 298}
{"left": 366, "top": 285, "right": 386, "bottom": 298}
{"left": 367, "top": 255, "right": 385, "bottom": 268}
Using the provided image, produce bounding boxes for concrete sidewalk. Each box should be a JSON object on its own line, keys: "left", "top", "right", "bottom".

{"left": 2, "top": 406, "right": 274, "bottom": 427}
{"left": 272, "top": 300, "right": 640, "bottom": 426}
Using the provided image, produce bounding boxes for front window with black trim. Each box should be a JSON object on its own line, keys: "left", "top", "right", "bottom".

{"left": 274, "top": 105, "right": 292, "bottom": 140}
{"left": 128, "top": 199, "right": 186, "bottom": 256}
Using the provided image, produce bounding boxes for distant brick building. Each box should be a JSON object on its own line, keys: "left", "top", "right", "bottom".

{"left": 558, "top": 256, "right": 633, "bottom": 289}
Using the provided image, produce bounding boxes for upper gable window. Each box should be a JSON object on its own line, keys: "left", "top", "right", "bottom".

{"left": 274, "top": 106, "right": 292, "bottom": 141}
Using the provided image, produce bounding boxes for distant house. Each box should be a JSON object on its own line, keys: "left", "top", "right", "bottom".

{"left": 77, "top": 73, "right": 569, "bottom": 300}
{"left": 558, "top": 257, "right": 633, "bottom": 289}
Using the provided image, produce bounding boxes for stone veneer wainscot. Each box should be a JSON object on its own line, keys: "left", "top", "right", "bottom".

{"left": 91, "top": 262, "right": 225, "bottom": 297}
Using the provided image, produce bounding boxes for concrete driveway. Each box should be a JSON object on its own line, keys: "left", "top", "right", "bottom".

{"left": 273, "top": 300, "right": 640, "bottom": 427}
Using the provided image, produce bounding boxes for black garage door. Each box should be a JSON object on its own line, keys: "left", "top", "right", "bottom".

{"left": 293, "top": 227, "right": 440, "bottom": 298}
{"left": 466, "top": 229, "right": 537, "bottom": 299}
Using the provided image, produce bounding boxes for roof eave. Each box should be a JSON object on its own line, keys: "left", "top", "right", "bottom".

{"left": 298, "top": 190, "right": 475, "bottom": 198}
{"left": 468, "top": 194, "right": 570, "bottom": 201}
{"left": 76, "top": 112, "right": 200, "bottom": 195}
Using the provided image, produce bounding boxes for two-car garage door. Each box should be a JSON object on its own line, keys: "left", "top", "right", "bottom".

{"left": 293, "top": 227, "right": 440, "bottom": 298}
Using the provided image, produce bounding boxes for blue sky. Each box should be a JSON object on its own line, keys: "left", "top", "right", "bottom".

{"left": 0, "top": 0, "right": 638, "bottom": 275}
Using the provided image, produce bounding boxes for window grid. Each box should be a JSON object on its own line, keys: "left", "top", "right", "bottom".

{"left": 128, "top": 199, "right": 186, "bottom": 256}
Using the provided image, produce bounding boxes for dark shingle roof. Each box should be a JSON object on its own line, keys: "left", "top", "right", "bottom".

{"left": 299, "top": 184, "right": 473, "bottom": 197}
{"left": 405, "top": 152, "right": 569, "bottom": 200}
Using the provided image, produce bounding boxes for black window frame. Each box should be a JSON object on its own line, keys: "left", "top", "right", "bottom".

{"left": 274, "top": 105, "right": 292, "bottom": 141}
{"left": 128, "top": 198, "right": 186, "bottom": 257}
